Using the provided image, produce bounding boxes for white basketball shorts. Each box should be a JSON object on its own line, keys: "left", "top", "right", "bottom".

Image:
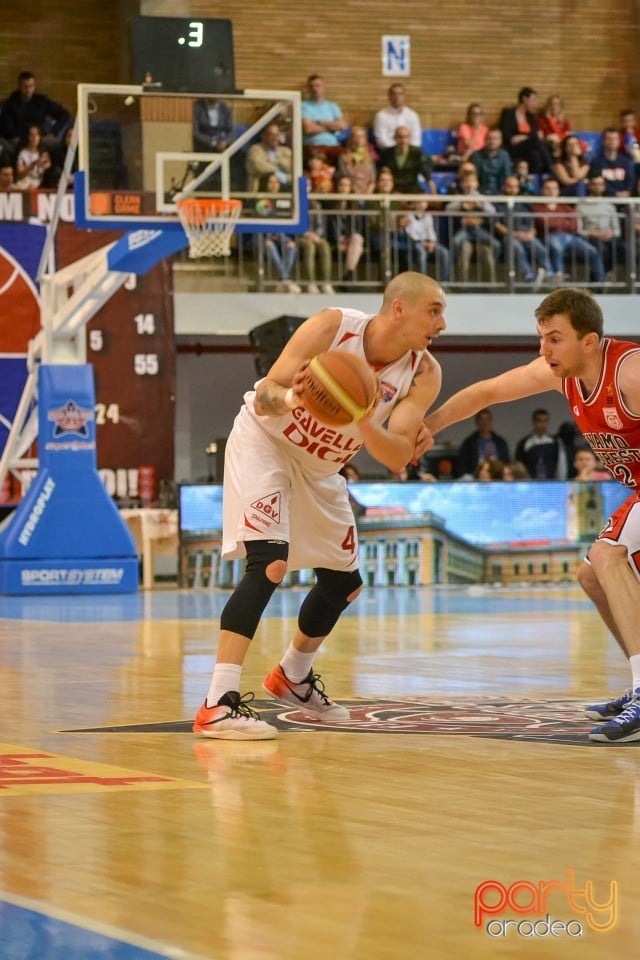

{"left": 221, "top": 411, "right": 359, "bottom": 572}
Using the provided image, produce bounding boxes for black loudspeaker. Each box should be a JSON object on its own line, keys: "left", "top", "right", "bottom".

{"left": 248, "top": 316, "right": 305, "bottom": 377}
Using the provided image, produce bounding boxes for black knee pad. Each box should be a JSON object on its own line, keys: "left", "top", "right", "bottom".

{"left": 220, "top": 540, "right": 289, "bottom": 639}
{"left": 297, "top": 567, "right": 363, "bottom": 638}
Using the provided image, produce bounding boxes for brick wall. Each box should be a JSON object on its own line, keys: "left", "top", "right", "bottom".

{"left": 0, "top": 1, "right": 127, "bottom": 115}
{"left": 176, "top": 0, "right": 640, "bottom": 131}
{"left": 1, "top": 1, "right": 639, "bottom": 133}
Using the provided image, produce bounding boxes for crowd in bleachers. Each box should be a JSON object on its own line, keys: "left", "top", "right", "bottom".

{"left": 255, "top": 76, "right": 640, "bottom": 293}
{"left": 3, "top": 70, "right": 640, "bottom": 292}
{"left": 0, "top": 70, "right": 72, "bottom": 191}
{"left": 381, "top": 406, "right": 613, "bottom": 484}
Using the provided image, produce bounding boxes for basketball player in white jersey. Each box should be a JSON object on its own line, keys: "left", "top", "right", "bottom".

{"left": 193, "top": 271, "right": 446, "bottom": 739}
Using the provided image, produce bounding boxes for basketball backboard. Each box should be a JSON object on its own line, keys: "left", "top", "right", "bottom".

{"left": 75, "top": 84, "right": 306, "bottom": 234}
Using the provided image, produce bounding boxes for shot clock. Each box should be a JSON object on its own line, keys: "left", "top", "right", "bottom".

{"left": 129, "top": 15, "right": 239, "bottom": 94}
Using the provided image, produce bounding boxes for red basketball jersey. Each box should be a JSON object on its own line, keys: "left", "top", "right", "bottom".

{"left": 563, "top": 337, "right": 640, "bottom": 488}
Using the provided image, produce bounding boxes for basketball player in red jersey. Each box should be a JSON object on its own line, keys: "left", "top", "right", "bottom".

{"left": 424, "top": 287, "right": 640, "bottom": 743}
{"left": 193, "top": 272, "right": 446, "bottom": 739}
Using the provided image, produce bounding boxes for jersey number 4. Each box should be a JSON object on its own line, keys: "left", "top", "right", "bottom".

{"left": 341, "top": 525, "right": 357, "bottom": 554}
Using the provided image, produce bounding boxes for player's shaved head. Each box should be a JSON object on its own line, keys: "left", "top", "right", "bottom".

{"left": 382, "top": 271, "right": 443, "bottom": 308}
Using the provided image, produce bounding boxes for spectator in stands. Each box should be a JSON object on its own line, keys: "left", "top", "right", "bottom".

{"left": 246, "top": 122, "right": 292, "bottom": 192}
{"left": 329, "top": 176, "right": 366, "bottom": 283}
{"left": 15, "top": 124, "right": 51, "bottom": 190}
{"left": 493, "top": 174, "right": 550, "bottom": 286}
{"left": 193, "top": 97, "right": 233, "bottom": 153}
{"left": 336, "top": 125, "right": 377, "bottom": 194}
{"left": 301, "top": 75, "right": 347, "bottom": 158}
{"left": 499, "top": 86, "right": 553, "bottom": 175}
{"left": 446, "top": 169, "right": 500, "bottom": 283}
{"left": 457, "top": 103, "right": 489, "bottom": 163}
{"left": 572, "top": 447, "right": 611, "bottom": 482}
{"left": 415, "top": 457, "right": 455, "bottom": 482}
{"left": 576, "top": 174, "right": 624, "bottom": 279}
{"left": 514, "top": 158, "right": 537, "bottom": 195}
{"left": 556, "top": 420, "right": 584, "bottom": 478}
{"left": 0, "top": 163, "right": 18, "bottom": 191}
{"left": 373, "top": 166, "right": 399, "bottom": 197}
{"left": 377, "top": 126, "right": 436, "bottom": 195}
{"left": 388, "top": 465, "right": 416, "bottom": 482}
{"left": 552, "top": 134, "right": 591, "bottom": 197}
{"left": 300, "top": 177, "right": 335, "bottom": 295}
{"left": 474, "top": 458, "right": 506, "bottom": 481}
{"left": 192, "top": 97, "right": 234, "bottom": 190}
{"left": 42, "top": 124, "right": 77, "bottom": 189}
{"left": 258, "top": 173, "right": 301, "bottom": 294}
{"left": 618, "top": 109, "right": 640, "bottom": 164}
{"left": 369, "top": 166, "right": 403, "bottom": 275}
{"left": 456, "top": 408, "right": 510, "bottom": 478}
{"left": 537, "top": 94, "right": 572, "bottom": 161}
{"left": 306, "top": 150, "right": 335, "bottom": 192}
{"left": 399, "top": 198, "right": 451, "bottom": 282}
{"left": 470, "top": 128, "right": 512, "bottom": 194}
{"left": 502, "top": 461, "right": 530, "bottom": 480}
{"left": 515, "top": 408, "right": 565, "bottom": 479}
{"left": 373, "top": 83, "right": 422, "bottom": 151}
{"left": 445, "top": 160, "right": 477, "bottom": 195}
{"left": 0, "top": 70, "right": 71, "bottom": 160}
{"left": 534, "top": 177, "right": 605, "bottom": 285}
{"left": 589, "top": 128, "right": 634, "bottom": 197}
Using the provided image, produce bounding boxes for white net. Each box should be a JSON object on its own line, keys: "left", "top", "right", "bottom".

{"left": 176, "top": 198, "right": 242, "bottom": 258}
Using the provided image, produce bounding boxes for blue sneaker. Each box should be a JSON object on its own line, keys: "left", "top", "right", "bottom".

{"left": 589, "top": 690, "right": 640, "bottom": 743}
{"left": 584, "top": 689, "right": 633, "bottom": 721}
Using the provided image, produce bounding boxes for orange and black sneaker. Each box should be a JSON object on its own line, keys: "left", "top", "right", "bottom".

{"left": 263, "top": 665, "right": 350, "bottom": 721}
{"left": 193, "top": 691, "right": 277, "bottom": 740}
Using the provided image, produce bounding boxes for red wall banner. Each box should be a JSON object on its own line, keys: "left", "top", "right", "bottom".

{"left": 0, "top": 192, "right": 175, "bottom": 506}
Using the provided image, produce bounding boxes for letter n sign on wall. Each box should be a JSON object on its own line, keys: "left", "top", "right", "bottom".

{"left": 382, "top": 36, "right": 411, "bottom": 77}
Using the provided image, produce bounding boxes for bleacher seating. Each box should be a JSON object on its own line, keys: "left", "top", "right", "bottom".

{"left": 421, "top": 128, "right": 456, "bottom": 160}
{"left": 574, "top": 130, "right": 601, "bottom": 160}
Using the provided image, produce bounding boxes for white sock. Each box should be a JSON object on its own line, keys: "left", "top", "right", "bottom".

{"left": 280, "top": 644, "right": 315, "bottom": 683}
{"left": 630, "top": 654, "right": 640, "bottom": 692}
{"left": 206, "top": 663, "right": 242, "bottom": 706}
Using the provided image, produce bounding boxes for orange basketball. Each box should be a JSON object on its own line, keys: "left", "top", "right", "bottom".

{"left": 301, "top": 351, "right": 378, "bottom": 426}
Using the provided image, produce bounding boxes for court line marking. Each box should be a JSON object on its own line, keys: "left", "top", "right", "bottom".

{"left": 0, "top": 888, "right": 214, "bottom": 960}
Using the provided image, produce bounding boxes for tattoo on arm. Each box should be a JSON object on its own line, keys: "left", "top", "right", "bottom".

{"left": 257, "top": 381, "right": 288, "bottom": 415}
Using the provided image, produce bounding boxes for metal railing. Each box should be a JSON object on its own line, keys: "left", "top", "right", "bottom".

{"left": 176, "top": 192, "right": 640, "bottom": 295}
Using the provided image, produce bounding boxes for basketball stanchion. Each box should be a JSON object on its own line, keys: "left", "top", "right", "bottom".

{"left": 176, "top": 197, "right": 242, "bottom": 258}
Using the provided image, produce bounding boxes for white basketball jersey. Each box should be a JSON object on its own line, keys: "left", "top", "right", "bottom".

{"left": 240, "top": 308, "right": 424, "bottom": 476}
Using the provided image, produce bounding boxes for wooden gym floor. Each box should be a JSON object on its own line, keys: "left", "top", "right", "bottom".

{"left": 0, "top": 583, "right": 637, "bottom": 959}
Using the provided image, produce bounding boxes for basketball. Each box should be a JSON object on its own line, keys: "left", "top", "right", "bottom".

{"left": 301, "top": 351, "right": 378, "bottom": 426}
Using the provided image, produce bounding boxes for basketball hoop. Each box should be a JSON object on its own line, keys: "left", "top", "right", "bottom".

{"left": 176, "top": 197, "right": 242, "bottom": 258}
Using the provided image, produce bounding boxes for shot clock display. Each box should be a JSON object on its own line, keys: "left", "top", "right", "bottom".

{"left": 129, "top": 15, "right": 238, "bottom": 93}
